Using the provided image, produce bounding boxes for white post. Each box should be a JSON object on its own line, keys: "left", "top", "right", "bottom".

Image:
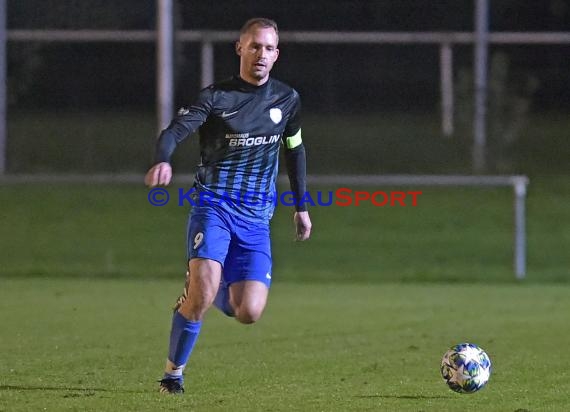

{"left": 156, "top": 0, "right": 174, "bottom": 133}
{"left": 473, "top": 0, "right": 489, "bottom": 173}
{"left": 440, "top": 42, "right": 454, "bottom": 137}
{"left": 0, "top": 0, "right": 6, "bottom": 175}
{"left": 201, "top": 39, "right": 214, "bottom": 88}
{"left": 513, "top": 178, "right": 528, "bottom": 279}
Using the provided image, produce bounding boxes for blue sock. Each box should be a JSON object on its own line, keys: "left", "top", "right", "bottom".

{"left": 213, "top": 281, "right": 235, "bottom": 317}
{"left": 163, "top": 311, "right": 202, "bottom": 381}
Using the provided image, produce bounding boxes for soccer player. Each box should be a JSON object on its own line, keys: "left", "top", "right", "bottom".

{"left": 144, "top": 17, "right": 312, "bottom": 394}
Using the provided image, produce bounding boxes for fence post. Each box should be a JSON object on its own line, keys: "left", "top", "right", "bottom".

{"left": 440, "top": 42, "right": 454, "bottom": 137}
{"left": 473, "top": 0, "right": 489, "bottom": 173}
{"left": 156, "top": 0, "right": 174, "bottom": 134}
{"left": 513, "top": 177, "right": 528, "bottom": 279}
{"left": 0, "top": 0, "right": 6, "bottom": 175}
{"left": 201, "top": 37, "right": 214, "bottom": 88}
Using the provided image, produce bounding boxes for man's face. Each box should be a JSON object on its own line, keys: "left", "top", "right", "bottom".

{"left": 236, "top": 25, "right": 279, "bottom": 85}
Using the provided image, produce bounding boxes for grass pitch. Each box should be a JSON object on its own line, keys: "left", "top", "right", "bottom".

{"left": 1, "top": 279, "right": 569, "bottom": 411}
{"left": 0, "top": 179, "right": 569, "bottom": 410}
{"left": 1, "top": 178, "right": 569, "bottom": 282}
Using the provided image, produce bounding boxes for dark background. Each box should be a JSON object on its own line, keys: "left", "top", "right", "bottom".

{"left": 8, "top": 0, "right": 570, "bottom": 112}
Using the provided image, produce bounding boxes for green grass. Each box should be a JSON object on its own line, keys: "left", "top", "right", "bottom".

{"left": 1, "top": 178, "right": 569, "bottom": 282}
{"left": 1, "top": 279, "right": 569, "bottom": 411}
{"left": 0, "top": 176, "right": 569, "bottom": 410}
{"left": 3, "top": 109, "right": 569, "bottom": 411}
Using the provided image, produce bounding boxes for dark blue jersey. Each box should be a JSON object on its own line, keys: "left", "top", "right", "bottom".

{"left": 155, "top": 76, "right": 302, "bottom": 222}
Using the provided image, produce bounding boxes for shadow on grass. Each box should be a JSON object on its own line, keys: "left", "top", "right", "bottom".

{"left": 0, "top": 385, "right": 145, "bottom": 395}
{"left": 355, "top": 394, "right": 452, "bottom": 400}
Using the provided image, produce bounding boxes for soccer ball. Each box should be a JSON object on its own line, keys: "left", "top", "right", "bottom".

{"left": 440, "top": 343, "right": 491, "bottom": 393}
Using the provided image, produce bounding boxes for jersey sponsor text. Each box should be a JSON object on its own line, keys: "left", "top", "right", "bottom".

{"left": 228, "top": 134, "right": 280, "bottom": 147}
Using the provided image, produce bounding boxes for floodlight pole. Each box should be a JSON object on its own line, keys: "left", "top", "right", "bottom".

{"left": 473, "top": 0, "right": 489, "bottom": 173}
{"left": 156, "top": 0, "right": 174, "bottom": 135}
{"left": 0, "top": 0, "right": 6, "bottom": 175}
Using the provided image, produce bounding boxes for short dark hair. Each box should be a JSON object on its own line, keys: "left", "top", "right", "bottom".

{"left": 240, "top": 17, "right": 279, "bottom": 38}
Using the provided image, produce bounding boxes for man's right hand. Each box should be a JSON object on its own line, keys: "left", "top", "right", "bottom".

{"left": 294, "top": 211, "right": 312, "bottom": 241}
{"left": 144, "top": 162, "right": 172, "bottom": 187}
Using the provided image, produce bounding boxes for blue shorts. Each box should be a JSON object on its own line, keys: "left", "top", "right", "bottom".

{"left": 187, "top": 205, "right": 272, "bottom": 287}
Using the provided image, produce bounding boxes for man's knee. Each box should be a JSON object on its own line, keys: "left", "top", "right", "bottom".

{"left": 235, "top": 304, "right": 264, "bottom": 324}
{"left": 228, "top": 280, "right": 268, "bottom": 324}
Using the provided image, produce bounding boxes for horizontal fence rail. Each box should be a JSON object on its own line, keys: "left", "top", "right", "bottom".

{"left": 8, "top": 30, "right": 570, "bottom": 44}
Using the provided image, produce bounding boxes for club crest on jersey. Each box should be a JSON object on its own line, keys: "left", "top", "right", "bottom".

{"left": 269, "top": 108, "right": 282, "bottom": 124}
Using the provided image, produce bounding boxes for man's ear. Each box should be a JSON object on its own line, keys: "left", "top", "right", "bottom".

{"left": 235, "top": 41, "right": 242, "bottom": 56}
